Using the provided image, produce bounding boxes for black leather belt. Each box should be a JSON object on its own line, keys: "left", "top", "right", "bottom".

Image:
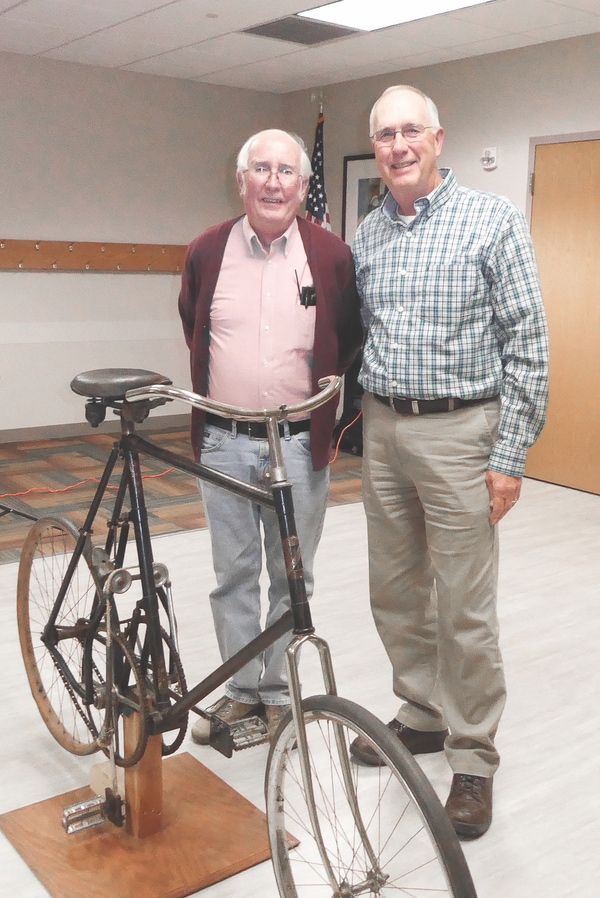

{"left": 205, "top": 412, "right": 310, "bottom": 439}
{"left": 373, "top": 393, "right": 497, "bottom": 416}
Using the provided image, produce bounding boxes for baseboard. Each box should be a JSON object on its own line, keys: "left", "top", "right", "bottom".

{"left": 0, "top": 413, "right": 191, "bottom": 445}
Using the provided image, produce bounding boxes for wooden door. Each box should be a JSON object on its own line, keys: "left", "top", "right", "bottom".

{"left": 525, "top": 139, "right": 600, "bottom": 494}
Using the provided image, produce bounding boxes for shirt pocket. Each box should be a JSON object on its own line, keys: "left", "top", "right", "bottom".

{"left": 411, "top": 258, "right": 486, "bottom": 326}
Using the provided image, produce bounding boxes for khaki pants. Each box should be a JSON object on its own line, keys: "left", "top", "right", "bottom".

{"left": 362, "top": 392, "right": 506, "bottom": 777}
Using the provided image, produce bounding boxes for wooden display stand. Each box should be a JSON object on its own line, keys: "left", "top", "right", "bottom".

{"left": 0, "top": 717, "right": 277, "bottom": 898}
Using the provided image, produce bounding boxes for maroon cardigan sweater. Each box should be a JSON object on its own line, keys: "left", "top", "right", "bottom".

{"left": 178, "top": 216, "right": 362, "bottom": 471}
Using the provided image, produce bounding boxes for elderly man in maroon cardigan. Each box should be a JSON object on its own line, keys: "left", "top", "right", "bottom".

{"left": 179, "top": 128, "right": 362, "bottom": 744}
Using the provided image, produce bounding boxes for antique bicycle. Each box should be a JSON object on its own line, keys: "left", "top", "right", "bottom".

{"left": 16, "top": 368, "right": 477, "bottom": 897}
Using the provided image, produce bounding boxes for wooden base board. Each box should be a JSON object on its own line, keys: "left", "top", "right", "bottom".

{"left": 0, "top": 753, "right": 272, "bottom": 898}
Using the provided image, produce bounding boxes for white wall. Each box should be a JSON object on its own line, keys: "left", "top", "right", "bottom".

{"left": 283, "top": 33, "right": 600, "bottom": 232}
{"left": 1, "top": 271, "right": 183, "bottom": 432}
{"left": 0, "top": 52, "right": 283, "bottom": 438}
{"left": 2, "top": 33, "right": 600, "bottom": 438}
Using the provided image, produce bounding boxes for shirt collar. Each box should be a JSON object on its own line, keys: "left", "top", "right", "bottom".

{"left": 381, "top": 168, "right": 456, "bottom": 222}
{"left": 242, "top": 215, "right": 299, "bottom": 258}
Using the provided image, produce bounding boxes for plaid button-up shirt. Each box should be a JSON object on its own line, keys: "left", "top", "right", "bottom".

{"left": 354, "top": 169, "right": 549, "bottom": 478}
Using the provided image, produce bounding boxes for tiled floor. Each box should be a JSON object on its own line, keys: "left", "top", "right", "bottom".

{"left": 1, "top": 481, "right": 599, "bottom": 896}
{"left": 0, "top": 429, "right": 362, "bottom": 564}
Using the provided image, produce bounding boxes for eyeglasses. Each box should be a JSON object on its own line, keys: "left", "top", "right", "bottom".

{"left": 244, "top": 163, "right": 301, "bottom": 184}
{"left": 371, "top": 124, "right": 437, "bottom": 145}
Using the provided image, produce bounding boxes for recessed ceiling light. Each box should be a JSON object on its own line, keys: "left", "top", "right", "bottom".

{"left": 298, "top": 0, "right": 496, "bottom": 32}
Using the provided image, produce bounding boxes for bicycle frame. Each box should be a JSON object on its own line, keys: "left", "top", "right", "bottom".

{"left": 43, "top": 374, "right": 341, "bottom": 740}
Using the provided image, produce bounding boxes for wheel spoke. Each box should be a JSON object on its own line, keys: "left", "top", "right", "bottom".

{"left": 265, "top": 696, "right": 477, "bottom": 898}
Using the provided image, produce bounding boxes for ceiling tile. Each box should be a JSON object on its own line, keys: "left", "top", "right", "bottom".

{"left": 523, "top": 13, "right": 600, "bottom": 39}
{"left": 326, "top": 25, "right": 446, "bottom": 59}
{"left": 434, "top": 31, "right": 542, "bottom": 57}
{"left": 433, "top": 11, "right": 512, "bottom": 41}
{"left": 451, "top": 0, "right": 595, "bottom": 29}
{"left": 101, "top": 0, "right": 325, "bottom": 47}
{"left": 390, "top": 48, "right": 475, "bottom": 69}
{"left": 124, "top": 33, "right": 296, "bottom": 78}
{"left": 0, "top": 19, "right": 77, "bottom": 53}
{"left": 42, "top": 28, "right": 166, "bottom": 66}
{"left": 547, "top": 0, "right": 600, "bottom": 11}
{"left": 1, "top": 0, "right": 161, "bottom": 31}
{"left": 199, "top": 52, "right": 325, "bottom": 93}
{"left": 0, "top": 0, "right": 599, "bottom": 92}
{"left": 76, "top": 1, "right": 180, "bottom": 14}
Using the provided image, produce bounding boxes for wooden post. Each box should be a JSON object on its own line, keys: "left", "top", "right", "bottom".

{"left": 124, "top": 715, "right": 163, "bottom": 838}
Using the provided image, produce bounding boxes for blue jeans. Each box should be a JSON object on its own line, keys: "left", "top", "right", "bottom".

{"left": 199, "top": 423, "right": 329, "bottom": 706}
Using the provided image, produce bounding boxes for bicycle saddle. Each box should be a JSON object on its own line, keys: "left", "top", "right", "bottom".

{"left": 71, "top": 368, "right": 172, "bottom": 400}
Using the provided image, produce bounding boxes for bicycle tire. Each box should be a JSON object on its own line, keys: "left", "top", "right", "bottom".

{"left": 265, "top": 694, "right": 477, "bottom": 898}
{"left": 17, "top": 515, "right": 106, "bottom": 755}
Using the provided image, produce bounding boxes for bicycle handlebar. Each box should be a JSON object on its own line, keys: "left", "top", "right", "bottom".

{"left": 125, "top": 375, "right": 342, "bottom": 423}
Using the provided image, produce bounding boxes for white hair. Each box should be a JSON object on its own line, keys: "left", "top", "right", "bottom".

{"left": 369, "top": 85, "right": 441, "bottom": 136}
{"left": 236, "top": 129, "right": 312, "bottom": 180}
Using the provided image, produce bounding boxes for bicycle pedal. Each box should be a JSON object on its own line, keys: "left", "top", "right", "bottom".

{"left": 62, "top": 795, "right": 107, "bottom": 834}
{"left": 62, "top": 787, "right": 125, "bottom": 835}
{"left": 210, "top": 715, "right": 268, "bottom": 758}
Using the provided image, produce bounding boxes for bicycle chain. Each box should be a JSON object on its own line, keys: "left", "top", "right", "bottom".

{"left": 53, "top": 649, "right": 99, "bottom": 737}
{"left": 158, "top": 632, "right": 188, "bottom": 755}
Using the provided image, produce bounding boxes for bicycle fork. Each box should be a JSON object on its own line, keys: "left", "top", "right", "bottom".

{"left": 283, "top": 635, "right": 386, "bottom": 895}
{"left": 266, "top": 413, "right": 383, "bottom": 892}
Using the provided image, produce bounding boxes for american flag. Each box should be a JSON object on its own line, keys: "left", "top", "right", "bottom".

{"left": 305, "top": 110, "right": 332, "bottom": 230}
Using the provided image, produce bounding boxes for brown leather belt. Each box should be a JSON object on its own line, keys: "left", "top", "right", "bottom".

{"left": 373, "top": 393, "right": 497, "bottom": 416}
{"left": 205, "top": 413, "right": 310, "bottom": 440}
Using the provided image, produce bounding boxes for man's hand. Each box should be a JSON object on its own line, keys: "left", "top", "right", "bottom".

{"left": 486, "top": 470, "right": 522, "bottom": 525}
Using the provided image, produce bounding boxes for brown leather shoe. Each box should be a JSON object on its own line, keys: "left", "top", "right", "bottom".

{"left": 445, "top": 774, "right": 493, "bottom": 839}
{"left": 265, "top": 704, "right": 292, "bottom": 744}
{"left": 350, "top": 719, "right": 448, "bottom": 766}
{"left": 191, "top": 696, "right": 263, "bottom": 745}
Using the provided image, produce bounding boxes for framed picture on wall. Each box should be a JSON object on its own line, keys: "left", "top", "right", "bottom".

{"left": 341, "top": 153, "right": 387, "bottom": 245}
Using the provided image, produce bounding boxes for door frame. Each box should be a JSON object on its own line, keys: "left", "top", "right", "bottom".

{"left": 526, "top": 129, "right": 600, "bottom": 223}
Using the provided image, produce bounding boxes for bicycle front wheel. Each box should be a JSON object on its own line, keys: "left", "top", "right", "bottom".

{"left": 265, "top": 695, "right": 477, "bottom": 898}
{"left": 17, "top": 515, "right": 105, "bottom": 755}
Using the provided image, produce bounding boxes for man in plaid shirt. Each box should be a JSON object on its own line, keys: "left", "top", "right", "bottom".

{"left": 350, "top": 85, "right": 549, "bottom": 839}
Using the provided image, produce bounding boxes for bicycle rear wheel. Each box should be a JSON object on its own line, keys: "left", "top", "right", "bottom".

{"left": 17, "top": 515, "right": 106, "bottom": 755}
{"left": 265, "top": 695, "right": 477, "bottom": 898}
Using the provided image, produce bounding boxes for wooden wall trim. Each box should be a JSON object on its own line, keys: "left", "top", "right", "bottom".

{"left": 0, "top": 412, "right": 190, "bottom": 444}
{"left": 0, "top": 239, "right": 187, "bottom": 273}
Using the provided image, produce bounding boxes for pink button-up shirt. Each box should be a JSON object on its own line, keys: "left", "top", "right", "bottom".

{"left": 207, "top": 216, "right": 316, "bottom": 413}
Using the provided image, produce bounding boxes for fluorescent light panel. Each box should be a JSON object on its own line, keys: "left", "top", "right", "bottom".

{"left": 298, "top": 0, "right": 496, "bottom": 32}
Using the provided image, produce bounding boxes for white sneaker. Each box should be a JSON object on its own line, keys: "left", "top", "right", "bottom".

{"left": 191, "top": 696, "right": 262, "bottom": 745}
